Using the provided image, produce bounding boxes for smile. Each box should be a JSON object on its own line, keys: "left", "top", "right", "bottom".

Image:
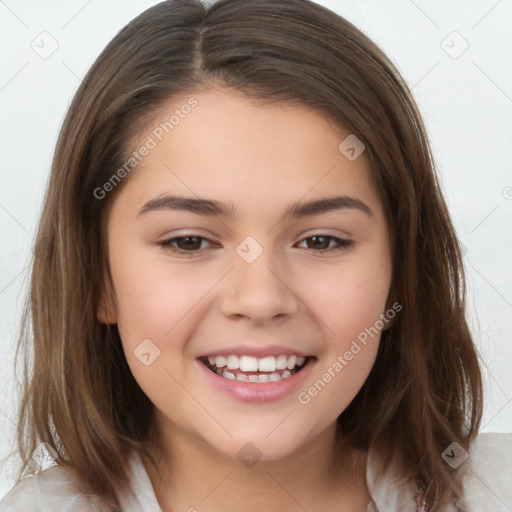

{"left": 196, "top": 350, "right": 318, "bottom": 402}
{"left": 199, "top": 354, "right": 310, "bottom": 383}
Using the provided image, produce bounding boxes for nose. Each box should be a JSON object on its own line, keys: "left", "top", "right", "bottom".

{"left": 220, "top": 247, "right": 300, "bottom": 323}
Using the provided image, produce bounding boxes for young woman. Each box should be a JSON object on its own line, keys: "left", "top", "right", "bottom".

{"left": 1, "top": 0, "right": 510, "bottom": 511}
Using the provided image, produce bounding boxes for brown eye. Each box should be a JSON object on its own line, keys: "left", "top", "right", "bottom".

{"left": 158, "top": 234, "right": 353, "bottom": 256}
{"left": 297, "top": 235, "right": 353, "bottom": 253}
{"left": 159, "top": 235, "right": 213, "bottom": 253}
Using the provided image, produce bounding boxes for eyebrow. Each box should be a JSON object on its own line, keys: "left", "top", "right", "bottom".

{"left": 138, "top": 194, "right": 374, "bottom": 220}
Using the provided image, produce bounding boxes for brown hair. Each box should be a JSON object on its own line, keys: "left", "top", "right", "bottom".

{"left": 11, "top": 0, "right": 483, "bottom": 509}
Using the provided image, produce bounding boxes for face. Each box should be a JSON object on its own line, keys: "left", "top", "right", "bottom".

{"left": 98, "top": 88, "right": 393, "bottom": 461}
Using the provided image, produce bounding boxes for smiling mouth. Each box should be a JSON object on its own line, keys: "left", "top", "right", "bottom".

{"left": 198, "top": 355, "right": 313, "bottom": 383}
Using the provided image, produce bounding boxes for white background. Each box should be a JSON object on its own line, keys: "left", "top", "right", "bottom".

{"left": 1, "top": 0, "right": 511, "bottom": 496}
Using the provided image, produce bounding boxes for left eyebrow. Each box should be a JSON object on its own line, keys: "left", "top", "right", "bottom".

{"left": 137, "top": 194, "right": 374, "bottom": 220}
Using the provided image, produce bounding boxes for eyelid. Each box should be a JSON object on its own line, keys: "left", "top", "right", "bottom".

{"left": 157, "top": 232, "right": 354, "bottom": 255}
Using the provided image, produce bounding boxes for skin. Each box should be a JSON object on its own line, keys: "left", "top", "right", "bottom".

{"left": 98, "top": 88, "right": 393, "bottom": 511}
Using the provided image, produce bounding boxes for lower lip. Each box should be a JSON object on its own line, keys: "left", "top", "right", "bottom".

{"left": 196, "top": 358, "right": 317, "bottom": 403}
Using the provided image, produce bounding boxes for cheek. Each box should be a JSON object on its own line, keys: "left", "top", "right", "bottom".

{"left": 298, "top": 345, "right": 378, "bottom": 422}
{"left": 302, "top": 255, "right": 391, "bottom": 341}
{"left": 109, "top": 245, "right": 210, "bottom": 339}
{"left": 109, "top": 249, "right": 219, "bottom": 385}
{"left": 296, "top": 247, "right": 390, "bottom": 409}
{"left": 109, "top": 256, "right": 208, "bottom": 410}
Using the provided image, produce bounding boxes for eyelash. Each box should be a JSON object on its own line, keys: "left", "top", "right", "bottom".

{"left": 157, "top": 234, "right": 353, "bottom": 255}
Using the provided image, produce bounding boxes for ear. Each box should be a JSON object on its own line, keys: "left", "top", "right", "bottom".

{"left": 96, "top": 274, "right": 118, "bottom": 325}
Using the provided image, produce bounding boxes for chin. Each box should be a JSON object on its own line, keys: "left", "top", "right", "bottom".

{"left": 203, "top": 427, "right": 314, "bottom": 464}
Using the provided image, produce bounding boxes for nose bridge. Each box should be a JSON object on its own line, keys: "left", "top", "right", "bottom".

{"left": 220, "top": 235, "right": 299, "bottom": 320}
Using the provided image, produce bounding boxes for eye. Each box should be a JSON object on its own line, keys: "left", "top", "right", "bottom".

{"left": 158, "top": 235, "right": 215, "bottom": 254}
{"left": 158, "top": 234, "right": 353, "bottom": 256}
{"left": 296, "top": 235, "right": 353, "bottom": 253}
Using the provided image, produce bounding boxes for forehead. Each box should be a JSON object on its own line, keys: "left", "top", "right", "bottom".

{"left": 115, "top": 88, "right": 383, "bottom": 221}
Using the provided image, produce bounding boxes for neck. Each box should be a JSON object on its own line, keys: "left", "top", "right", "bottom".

{"left": 142, "top": 413, "right": 370, "bottom": 512}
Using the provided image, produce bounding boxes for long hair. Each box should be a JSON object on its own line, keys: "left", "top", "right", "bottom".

{"left": 12, "top": 0, "right": 483, "bottom": 509}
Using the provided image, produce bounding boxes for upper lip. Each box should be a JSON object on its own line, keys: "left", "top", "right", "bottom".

{"left": 197, "top": 344, "right": 312, "bottom": 358}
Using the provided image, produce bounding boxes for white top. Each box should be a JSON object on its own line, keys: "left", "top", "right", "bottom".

{"left": 1, "top": 433, "right": 511, "bottom": 511}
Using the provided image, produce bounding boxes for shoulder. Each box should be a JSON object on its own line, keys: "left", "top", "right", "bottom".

{"left": 0, "top": 464, "right": 110, "bottom": 512}
{"left": 367, "top": 432, "right": 512, "bottom": 512}
{"left": 459, "top": 432, "right": 512, "bottom": 511}
{"left": 0, "top": 451, "right": 161, "bottom": 512}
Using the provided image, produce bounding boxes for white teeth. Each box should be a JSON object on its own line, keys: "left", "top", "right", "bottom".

{"left": 215, "top": 356, "right": 227, "bottom": 368}
{"left": 205, "top": 353, "right": 311, "bottom": 383}
{"left": 258, "top": 356, "right": 277, "bottom": 372}
{"left": 239, "top": 355, "right": 258, "bottom": 372}
{"left": 208, "top": 354, "right": 307, "bottom": 372}
{"left": 286, "top": 355, "right": 297, "bottom": 369}
{"left": 216, "top": 367, "right": 296, "bottom": 382}
{"left": 276, "top": 355, "right": 288, "bottom": 370}
{"left": 226, "top": 355, "right": 238, "bottom": 370}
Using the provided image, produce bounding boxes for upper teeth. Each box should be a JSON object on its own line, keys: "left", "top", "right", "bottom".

{"left": 208, "top": 355, "right": 306, "bottom": 372}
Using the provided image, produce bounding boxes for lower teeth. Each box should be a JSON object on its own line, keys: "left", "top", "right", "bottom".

{"left": 217, "top": 369, "right": 294, "bottom": 382}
